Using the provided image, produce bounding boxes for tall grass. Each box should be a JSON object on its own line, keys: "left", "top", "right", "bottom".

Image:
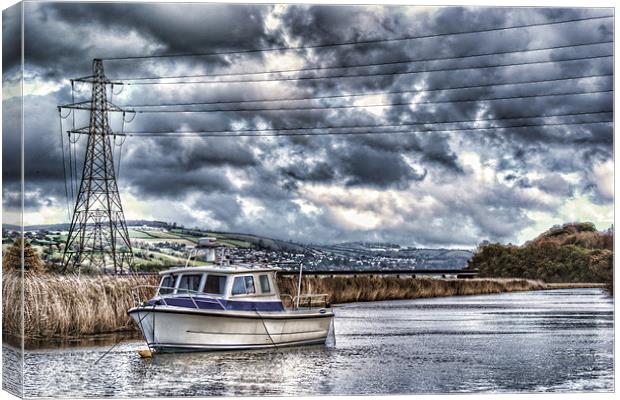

{"left": 2, "top": 272, "right": 158, "bottom": 338}
{"left": 3, "top": 272, "right": 544, "bottom": 339}
{"left": 277, "top": 275, "right": 546, "bottom": 304}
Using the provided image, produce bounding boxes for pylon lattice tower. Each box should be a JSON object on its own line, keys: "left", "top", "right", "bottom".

{"left": 61, "top": 59, "right": 133, "bottom": 274}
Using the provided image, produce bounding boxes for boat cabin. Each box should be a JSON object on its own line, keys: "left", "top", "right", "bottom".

{"left": 150, "top": 265, "right": 285, "bottom": 311}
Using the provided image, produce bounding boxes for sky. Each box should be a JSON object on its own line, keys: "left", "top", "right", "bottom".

{"left": 1, "top": 2, "right": 614, "bottom": 248}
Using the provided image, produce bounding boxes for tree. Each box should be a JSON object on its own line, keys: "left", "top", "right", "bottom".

{"left": 469, "top": 223, "right": 613, "bottom": 288}
{"left": 2, "top": 237, "right": 44, "bottom": 274}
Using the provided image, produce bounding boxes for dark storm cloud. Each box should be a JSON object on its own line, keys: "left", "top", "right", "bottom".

{"left": 339, "top": 146, "right": 426, "bottom": 188}
{"left": 3, "top": 4, "right": 613, "bottom": 246}
{"left": 125, "top": 167, "right": 232, "bottom": 199}
{"left": 126, "top": 137, "right": 258, "bottom": 171}
{"left": 43, "top": 2, "right": 273, "bottom": 54}
{"left": 2, "top": 93, "right": 21, "bottom": 184}
{"left": 282, "top": 161, "right": 334, "bottom": 183}
{"left": 3, "top": 92, "right": 70, "bottom": 200}
{"left": 2, "top": 3, "right": 22, "bottom": 76}
{"left": 20, "top": 2, "right": 277, "bottom": 81}
{"left": 119, "top": 137, "right": 260, "bottom": 199}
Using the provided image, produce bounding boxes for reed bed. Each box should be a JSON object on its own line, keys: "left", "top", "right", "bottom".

{"left": 3, "top": 272, "right": 545, "bottom": 339}
{"left": 277, "top": 275, "right": 546, "bottom": 304}
{"left": 2, "top": 272, "right": 159, "bottom": 338}
{"left": 544, "top": 282, "right": 608, "bottom": 289}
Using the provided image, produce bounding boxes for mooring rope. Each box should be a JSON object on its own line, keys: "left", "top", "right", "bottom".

{"left": 253, "top": 306, "right": 278, "bottom": 350}
{"left": 93, "top": 336, "right": 124, "bottom": 365}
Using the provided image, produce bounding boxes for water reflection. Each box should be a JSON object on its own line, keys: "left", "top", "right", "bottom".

{"left": 4, "top": 288, "right": 613, "bottom": 397}
{"left": 4, "top": 331, "right": 144, "bottom": 351}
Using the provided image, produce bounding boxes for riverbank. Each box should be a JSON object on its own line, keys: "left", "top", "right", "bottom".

{"left": 544, "top": 282, "right": 608, "bottom": 289}
{"left": 2, "top": 272, "right": 549, "bottom": 339}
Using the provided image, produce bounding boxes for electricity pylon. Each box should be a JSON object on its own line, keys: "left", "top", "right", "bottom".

{"left": 60, "top": 59, "right": 133, "bottom": 274}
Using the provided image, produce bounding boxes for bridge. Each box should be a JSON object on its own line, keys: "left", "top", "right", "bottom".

{"left": 134, "top": 267, "right": 479, "bottom": 279}
{"left": 278, "top": 268, "right": 479, "bottom": 279}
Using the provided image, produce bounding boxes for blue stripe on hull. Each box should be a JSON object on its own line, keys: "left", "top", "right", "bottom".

{"left": 146, "top": 296, "right": 285, "bottom": 312}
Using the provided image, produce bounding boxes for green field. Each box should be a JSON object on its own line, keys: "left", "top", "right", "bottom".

{"left": 129, "top": 229, "right": 183, "bottom": 239}
{"left": 127, "top": 229, "right": 154, "bottom": 239}
{"left": 5, "top": 224, "right": 289, "bottom": 272}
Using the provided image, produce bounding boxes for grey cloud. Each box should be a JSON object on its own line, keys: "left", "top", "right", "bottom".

{"left": 529, "top": 174, "right": 575, "bottom": 197}
{"left": 2, "top": 4, "right": 613, "bottom": 247}
{"left": 125, "top": 167, "right": 232, "bottom": 199}
{"left": 282, "top": 161, "right": 335, "bottom": 183}
{"left": 340, "top": 146, "right": 427, "bottom": 188}
{"left": 2, "top": 3, "right": 22, "bottom": 76}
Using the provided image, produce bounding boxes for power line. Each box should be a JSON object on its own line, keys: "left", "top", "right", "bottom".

{"left": 130, "top": 89, "right": 613, "bottom": 114}
{"left": 124, "top": 73, "right": 612, "bottom": 108}
{"left": 102, "top": 14, "right": 612, "bottom": 61}
{"left": 105, "top": 110, "right": 612, "bottom": 136}
{"left": 123, "top": 53, "right": 612, "bottom": 86}
{"left": 58, "top": 112, "right": 72, "bottom": 220}
{"left": 67, "top": 135, "right": 75, "bottom": 203}
{"left": 71, "top": 136, "right": 78, "bottom": 201}
{"left": 118, "top": 120, "right": 612, "bottom": 138}
{"left": 117, "top": 40, "right": 613, "bottom": 81}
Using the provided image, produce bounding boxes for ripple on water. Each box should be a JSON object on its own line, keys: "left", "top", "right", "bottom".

{"left": 15, "top": 288, "right": 614, "bottom": 397}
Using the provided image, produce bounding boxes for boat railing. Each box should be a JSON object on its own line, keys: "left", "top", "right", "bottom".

{"left": 131, "top": 285, "right": 226, "bottom": 310}
{"left": 292, "top": 293, "right": 330, "bottom": 310}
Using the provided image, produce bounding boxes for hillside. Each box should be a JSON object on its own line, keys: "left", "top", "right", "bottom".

{"left": 3, "top": 221, "right": 473, "bottom": 272}
{"left": 468, "top": 222, "right": 613, "bottom": 291}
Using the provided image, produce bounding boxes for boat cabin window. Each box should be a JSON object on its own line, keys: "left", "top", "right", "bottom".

{"left": 203, "top": 274, "right": 227, "bottom": 295}
{"left": 177, "top": 274, "right": 202, "bottom": 294}
{"left": 231, "top": 275, "right": 256, "bottom": 295}
{"left": 159, "top": 275, "right": 175, "bottom": 295}
{"left": 259, "top": 274, "right": 271, "bottom": 294}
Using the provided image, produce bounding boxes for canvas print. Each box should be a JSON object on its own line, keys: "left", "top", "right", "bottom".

{"left": 1, "top": 1, "right": 614, "bottom": 398}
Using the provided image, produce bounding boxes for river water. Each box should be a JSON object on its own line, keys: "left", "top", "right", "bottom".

{"left": 3, "top": 288, "right": 614, "bottom": 397}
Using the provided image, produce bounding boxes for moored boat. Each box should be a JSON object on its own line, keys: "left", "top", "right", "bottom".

{"left": 128, "top": 264, "right": 334, "bottom": 352}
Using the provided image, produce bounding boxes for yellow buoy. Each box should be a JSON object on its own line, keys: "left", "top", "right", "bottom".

{"left": 138, "top": 349, "right": 153, "bottom": 358}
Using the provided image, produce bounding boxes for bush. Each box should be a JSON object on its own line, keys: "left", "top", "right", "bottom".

{"left": 2, "top": 238, "right": 44, "bottom": 274}
{"left": 469, "top": 222, "right": 613, "bottom": 291}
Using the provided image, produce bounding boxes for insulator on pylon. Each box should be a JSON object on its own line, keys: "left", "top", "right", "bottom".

{"left": 61, "top": 59, "right": 133, "bottom": 274}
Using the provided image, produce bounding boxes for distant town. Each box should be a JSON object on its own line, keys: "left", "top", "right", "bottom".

{"left": 2, "top": 220, "right": 473, "bottom": 272}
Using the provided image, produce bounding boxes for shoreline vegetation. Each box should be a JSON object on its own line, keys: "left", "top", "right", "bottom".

{"left": 468, "top": 222, "right": 613, "bottom": 293}
{"left": 544, "top": 282, "right": 608, "bottom": 289}
{"left": 2, "top": 271, "right": 598, "bottom": 341}
{"left": 1, "top": 221, "right": 612, "bottom": 342}
{"left": 2, "top": 271, "right": 546, "bottom": 339}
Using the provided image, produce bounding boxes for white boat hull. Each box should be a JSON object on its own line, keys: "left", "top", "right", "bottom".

{"left": 129, "top": 306, "right": 334, "bottom": 352}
